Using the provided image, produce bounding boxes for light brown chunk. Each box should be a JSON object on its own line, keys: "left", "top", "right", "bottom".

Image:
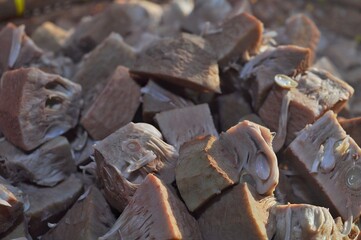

{"left": 42, "top": 186, "right": 115, "bottom": 240}
{"left": 130, "top": 34, "right": 221, "bottom": 93}
{"left": 284, "top": 111, "right": 361, "bottom": 220}
{"left": 155, "top": 103, "right": 218, "bottom": 150}
{"left": 0, "top": 67, "right": 82, "bottom": 151}
{"left": 205, "top": 12, "right": 263, "bottom": 66}
{"left": 269, "top": 204, "right": 335, "bottom": 240}
{"left": 99, "top": 174, "right": 202, "bottom": 240}
{"left": 81, "top": 66, "right": 141, "bottom": 140}
{"left": 259, "top": 68, "right": 354, "bottom": 145}
{"left": 176, "top": 135, "right": 239, "bottom": 211}
{"left": 0, "top": 137, "right": 76, "bottom": 187}
{"left": 240, "top": 45, "right": 311, "bottom": 110}
{"left": 198, "top": 183, "right": 276, "bottom": 240}
{"left": 94, "top": 122, "right": 178, "bottom": 212}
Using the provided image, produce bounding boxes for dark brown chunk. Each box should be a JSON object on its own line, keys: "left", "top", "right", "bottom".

{"left": 99, "top": 174, "right": 202, "bottom": 240}
{"left": 155, "top": 103, "right": 218, "bottom": 150}
{"left": 42, "top": 186, "right": 115, "bottom": 240}
{"left": 276, "top": 14, "right": 321, "bottom": 62}
{"left": 130, "top": 34, "right": 221, "bottom": 93}
{"left": 198, "top": 183, "right": 276, "bottom": 240}
{"left": 0, "top": 176, "right": 24, "bottom": 235}
{"left": 340, "top": 117, "right": 361, "bottom": 147}
{"left": 81, "top": 66, "right": 141, "bottom": 140}
{"left": 20, "top": 174, "right": 83, "bottom": 237}
{"left": 284, "top": 111, "right": 361, "bottom": 221}
{"left": 0, "top": 67, "right": 82, "bottom": 151}
{"left": 240, "top": 45, "right": 311, "bottom": 110}
{"left": 141, "top": 80, "right": 194, "bottom": 122}
{"left": 259, "top": 69, "right": 354, "bottom": 146}
{"left": 0, "top": 137, "right": 76, "bottom": 186}
{"left": 0, "top": 23, "right": 43, "bottom": 76}
{"left": 217, "top": 92, "right": 253, "bottom": 131}
{"left": 205, "top": 12, "right": 263, "bottom": 66}
{"left": 176, "top": 135, "right": 239, "bottom": 211}
{"left": 1, "top": 220, "right": 29, "bottom": 240}
{"left": 73, "top": 33, "right": 136, "bottom": 110}
{"left": 94, "top": 122, "right": 178, "bottom": 212}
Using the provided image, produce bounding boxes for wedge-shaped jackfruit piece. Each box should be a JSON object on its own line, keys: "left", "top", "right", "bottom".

{"left": 285, "top": 111, "right": 361, "bottom": 222}
{"left": 73, "top": 33, "right": 135, "bottom": 111}
{"left": 205, "top": 12, "right": 263, "bottom": 66}
{"left": 99, "top": 174, "right": 202, "bottom": 240}
{"left": 0, "top": 137, "right": 76, "bottom": 186}
{"left": 259, "top": 69, "right": 354, "bottom": 146}
{"left": 0, "top": 67, "right": 82, "bottom": 151}
{"left": 0, "top": 23, "right": 42, "bottom": 76}
{"left": 130, "top": 34, "right": 221, "bottom": 93}
{"left": 21, "top": 175, "right": 83, "bottom": 237}
{"left": 198, "top": 183, "right": 276, "bottom": 240}
{"left": 276, "top": 14, "right": 321, "bottom": 62}
{"left": 0, "top": 176, "right": 24, "bottom": 235}
{"left": 176, "top": 135, "right": 239, "bottom": 211}
{"left": 94, "top": 122, "right": 178, "bottom": 212}
{"left": 42, "top": 186, "right": 115, "bottom": 240}
{"left": 81, "top": 66, "right": 141, "bottom": 140}
{"left": 155, "top": 103, "right": 218, "bottom": 150}
{"left": 240, "top": 45, "right": 311, "bottom": 110}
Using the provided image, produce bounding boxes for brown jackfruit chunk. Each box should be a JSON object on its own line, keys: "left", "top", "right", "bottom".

{"left": 94, "top": 122, "right": 178, "bottom": 212}
{"left": 198, "top": 183, "right": 276, "bottom": 240}
{"left": 284, "top": 111, "right": 361, "bottom": 221}
{"left": 42, "top": 186, "right": 115, "bottom": 240}
{"left": 100, "top": 174, "right": 202, "bottom": 240}
{"left": 176, "top": 135, "right": 239, "bottom": 211}
{"left": 20, "top": 175, "right": 83, "bottom": 237}
{"left": 155, "top": 103, "right": 218, "bottom": 150}
{"left": 130, "top": 34, "right": 221, "bottom": 93}
{"left": 81, "top": 66, "right": 141, "bottom": 140}
{"left": 0, "top": 67, "right": 82, "bottom": 151}
{"left": 0, "top": 137, "right": 76, "bottom": 187}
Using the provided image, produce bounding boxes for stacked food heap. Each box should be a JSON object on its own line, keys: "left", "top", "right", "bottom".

{"left": 0, "top": 0, "right": 360, "bottom": 239}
